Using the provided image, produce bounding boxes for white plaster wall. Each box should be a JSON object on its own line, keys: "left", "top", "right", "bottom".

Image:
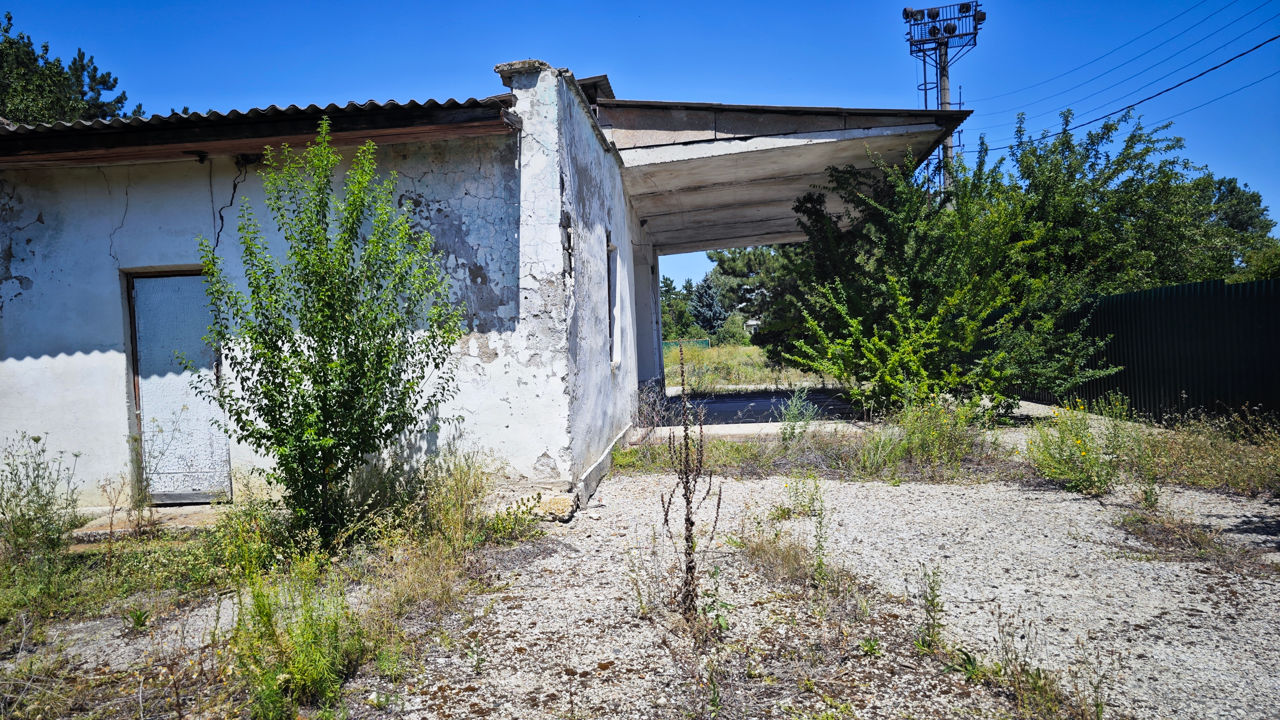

{"left": 0, "top": 125, "right": 581, "bottom": 502}
{"left": 556, "top": 75, "right": 648, "bottom": 482}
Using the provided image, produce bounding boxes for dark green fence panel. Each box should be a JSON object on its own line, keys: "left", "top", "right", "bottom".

{"left": 1070, "top": 278, "right": 1279, "bottom": 417}
{"left": 661, "top": 339, "right": 711, "bottom": 352}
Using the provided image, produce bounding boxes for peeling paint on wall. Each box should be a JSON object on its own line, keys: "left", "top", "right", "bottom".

{"left": 393, "top": 135, "right": 520, "bottom": 334}
{"left": 0, "top": 181, "right": 40, "bottom": 319}
{"left": 0, "top": 62, "right": 649, "bottom": 505}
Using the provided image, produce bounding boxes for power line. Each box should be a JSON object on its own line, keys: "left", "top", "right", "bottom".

{"left": 968, "top": 0, "right": 1215, "bottom": 103}
{"left": 963, "top": 33, "right": 1280, "bottom": 154}
{"left": 1153, "top": 66, "right": 1280, "bottom": 122}
{"left": 973, "top": 0, "right": 1254, "bottom": 118}
{"left": 963, "top": 2, "right": 1279, "bottom": 137}
{"left": 1029, "top": 4, "right": 1280, "bottom": 122}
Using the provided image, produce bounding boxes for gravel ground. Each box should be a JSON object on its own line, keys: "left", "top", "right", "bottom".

{"left": 809, "top": 478, "right": 1280, "bottom": 719}
{"left": 19, "top": 460, "right": 1278, "bottom": 719}
{"left": 346, "top": 475, "right": 1022, "bottom": 720}
{"left": 348, "top": 469, "right": 1280, "bottom": 720}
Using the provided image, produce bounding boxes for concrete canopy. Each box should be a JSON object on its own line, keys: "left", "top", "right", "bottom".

{"left": 597, "top": 99, "right": 969, "bottom": 256}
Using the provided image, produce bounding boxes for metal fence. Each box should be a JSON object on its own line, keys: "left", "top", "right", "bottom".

{"left": 1070, "top": 278, "right": 1279, "bottom": 417}
{"left": 661, "top": 338, "right": 711, "bottom": 352}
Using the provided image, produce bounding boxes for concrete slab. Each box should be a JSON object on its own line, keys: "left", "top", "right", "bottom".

{"left": 73, "top": 503, "right": 225, "bottom": 542}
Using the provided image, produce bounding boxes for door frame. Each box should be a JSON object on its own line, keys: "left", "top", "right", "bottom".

{"left": 124, "top": 267, "right": 230, "bottom": 505}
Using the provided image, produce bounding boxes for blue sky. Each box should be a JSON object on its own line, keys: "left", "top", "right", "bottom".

{"left": 10, "top": 1, "right": 1279, "bottom": 285}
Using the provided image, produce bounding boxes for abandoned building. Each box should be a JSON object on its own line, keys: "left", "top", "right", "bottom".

{"left": 0, "top": 60, "right": 965, "bottom": 506}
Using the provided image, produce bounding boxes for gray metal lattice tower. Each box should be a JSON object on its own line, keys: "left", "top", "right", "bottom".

{"left": 902, "top": 3, "right": 986, "bottom": 186}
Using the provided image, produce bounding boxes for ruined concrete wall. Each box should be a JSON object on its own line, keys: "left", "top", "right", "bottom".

{"left": 0, "top": 128, "right": 580, "bottom": 503}
{"left": 633, "top": 243, "right": 662, "bottom": 384}
{"left": 556, "top": 74, "right": 647, "bottom": 489}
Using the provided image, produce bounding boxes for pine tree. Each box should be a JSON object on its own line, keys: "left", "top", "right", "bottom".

{"left": 688, "top": 277, "right": 728, "bottom": 335}
{"left": 0, "top": 13, "right": 142, "bottom": 126}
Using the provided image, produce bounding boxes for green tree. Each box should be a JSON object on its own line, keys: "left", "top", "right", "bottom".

{"left": 194, "top": 120, "right": 463, "bottom": 543}
{"left": 687, "top": 277, "right": 727, "bottom": 335}
{"left": 706, "top": 245, "right": 795, "bottom": 354}
{"left": 660, "top": 276, "right": 702, "bottom": 340}
{"left": 785, "top": 148, "right": 1021, "bottom": 410}
{"left": 713, "top": 312, "right": 751, "bottom": 346}
{"left": 0, "top": 13, "right": 142, "bottom": 125}
{"left": 726, "top": 110, "right": 1275, "bottom": 407}
{"left": 1235, "top": 243, "right": 1280, "bottom": 282}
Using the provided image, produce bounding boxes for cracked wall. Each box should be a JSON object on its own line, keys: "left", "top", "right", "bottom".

{"left": 0, "top": 62, "right": 647, "bottom": 505}
{"left": 555, "top": 74, "right": 646, "bottom": 489}
{"left": 0, "top": 126, "right": 583, "bottom": 502}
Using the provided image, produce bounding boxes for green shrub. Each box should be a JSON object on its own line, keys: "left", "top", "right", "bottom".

{"left": 1025, "top": 401, "right": 1117, "bottom": 495}
{"left": 895, "top": 399, "right": 985, "bottom": 468}
{"left": 0, "top": 433, "right": 79, "bottom": 573}
{"left": 230, "top": 552, "right": 366, "bottom": 719}
{"left": 194, "top": 120, "right": 463, "bottom": 545}
{"left": 713, "top": 312, "right": 751, "bottom": 346}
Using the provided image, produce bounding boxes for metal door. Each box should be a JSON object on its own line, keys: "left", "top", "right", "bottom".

{"left": 130, "top": 273, "right": 231, "bottom": 503}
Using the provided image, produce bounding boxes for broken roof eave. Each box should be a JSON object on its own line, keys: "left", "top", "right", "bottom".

{"left": 597, "top": 100, "right": 968, "bottom": 255}
{"left": 0, "top": 97, "right": 518, "bottom": 169}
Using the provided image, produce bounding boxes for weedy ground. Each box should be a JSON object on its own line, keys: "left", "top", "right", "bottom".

{"left": 0, "top": 452, "right": 543, "bottom": 719}
{"left": 662, "top": 344, "right": 832, "bottom": 394}
{"left": 2, "top": 392, "right": 1277, "bottom": 718}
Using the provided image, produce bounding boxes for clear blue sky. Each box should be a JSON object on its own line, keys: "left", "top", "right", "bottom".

{"left": 10, "top": 1, "right": 1279, "bottom": 285}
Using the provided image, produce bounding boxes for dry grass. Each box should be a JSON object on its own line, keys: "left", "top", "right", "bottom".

{"left": 662, "top": 344, "right": 829, "bottom": 393}
{"left": 1139, "top": 412, "right": 1280, "bottom": 496}
{"left": 0, "top": 450, "right": 540, "bottom": 719}
{"left": 615, "top": 401, "right": 1012, "bottom": 485}
{"left": 1117, "top": 508, "right": 1271, "bottom": 575}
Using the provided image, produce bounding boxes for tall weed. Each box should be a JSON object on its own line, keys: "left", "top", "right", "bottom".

{"left": 0, "top": 434, "right": 79, "bottom": 572}
{"left": 895, "top": 399, "right": 987, "bottom": 470}
{"left": 1026, "top": 401, "right": 1118, "bottom": 495}
{"left": 230, "top": 552, "right": 365, "bottom": 719}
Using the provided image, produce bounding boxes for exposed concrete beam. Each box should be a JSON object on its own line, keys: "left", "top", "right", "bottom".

{"left": 656, "top": 231, "right": 808, "bottom": 256}
{"left": 621, "top": 131, "right": 936, "bottom": 195}
{"left": 618, "top": 123, "right": 941, "bottom": 167}
{"left": 603, "top": 100, "right": 969, "bottom": 256}
{"left": 647, "top": 217, "right": 799, "bottom": 245}
{"left": 642, "top": 201, "right": 798, "bottom": 234}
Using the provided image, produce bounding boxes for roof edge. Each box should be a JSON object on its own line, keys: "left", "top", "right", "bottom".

{"left": 598, "top": 97, "right": 970, "bottom": 121}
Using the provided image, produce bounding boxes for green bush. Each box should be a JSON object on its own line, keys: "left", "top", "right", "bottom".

{"left": 1025, "top": 401, "right": 1118, "bottom": 495}
{"left": 230, "top": 552, "right": 366, "bottom": 719}
{"left": 712, "top": 312, "right": 751, "bottom": 346}
{"left": 0, "top": 434, "right": 79, "bottom": 575}
{"left": 786, "top": 279, "right": 1009, "bottom": 413}
{"left": 194, "top": 120, "right": 463, "bottom": 545}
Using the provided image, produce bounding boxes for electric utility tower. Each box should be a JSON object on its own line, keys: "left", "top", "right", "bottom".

{"left": 902, "top": 3, "right": 986, "bottom": 187}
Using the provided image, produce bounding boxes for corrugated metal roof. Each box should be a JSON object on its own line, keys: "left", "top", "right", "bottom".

{"left": 0, "top": 96, "right": 514, "bottom": 137}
